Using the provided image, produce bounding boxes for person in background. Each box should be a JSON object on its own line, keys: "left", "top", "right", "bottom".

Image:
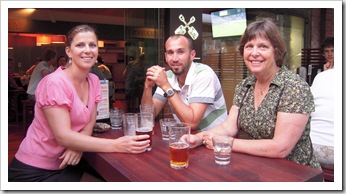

{"left": 26, "top": 57, "right": 43, "bottom": 75}
{"left": 124, "top": 54, "right": 146, "bottom": 112}
{"left": 322, "top": 37, "right": 334, "bottom": 71}
{"left": 90, "top": 55, "right": 114, "bottom": 101}
{"left": 96, "top": 55, "right": 112, "bottom": 80}
{"left": 8, "top": 58, "right": 23, "bottom": 90}
{"left": 141, "top": 34, "right": 227, "bottom": 131}
{"left": 96, "top": 55, "right": 115, "bottom": 102}
{"left": 56, "top": 55, "right": 68, "bottom": 70}
{"left": 310, "top": 68, "right": 334, "bottom": 169}
{"left": 8, "top": 24, "right": 150, "bottom": 182}
{"left": 26, "top": 49, "right": 56, "bottom": 100}
{"left": 187, "top": 20, "right": 321, "bottom": 170}
{"left": 8, "top": 58, "right": 24, "bottom": 123}
{"left": 90, "top": 56, "right": 107, "bottom": 80}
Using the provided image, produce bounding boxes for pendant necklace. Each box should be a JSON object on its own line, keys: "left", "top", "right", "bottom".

{"left": 256, "top": 84, "right": 268, "bottom": 95}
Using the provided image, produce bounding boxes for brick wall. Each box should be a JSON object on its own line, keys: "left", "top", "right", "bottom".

{"left": 311, "top": 9, "right": 321, "bottom": 48}
{"left": 310, "top": 8, "right": 334, "bottom": 48}
{"left": 325, "top": 9, "right": 334, "bottom": 38}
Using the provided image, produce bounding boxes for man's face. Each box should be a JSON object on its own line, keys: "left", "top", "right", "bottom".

{"left": 324, "top": 46, "right": 334, "bottom": 63}
{"left": 164, "top": 36, "right": 195, "bottom": 76}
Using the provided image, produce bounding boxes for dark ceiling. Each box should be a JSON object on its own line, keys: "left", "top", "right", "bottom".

{"left": 8, "top": 8, "right": 145, "bottom": 26}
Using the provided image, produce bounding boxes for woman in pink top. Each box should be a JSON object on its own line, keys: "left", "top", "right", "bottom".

{"left": 9, "top": 24, "right": 150, "bottom": 182}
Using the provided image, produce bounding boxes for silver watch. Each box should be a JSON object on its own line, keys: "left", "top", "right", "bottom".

{"left": 164, "top": 88, "right": 175, "bottom": 98}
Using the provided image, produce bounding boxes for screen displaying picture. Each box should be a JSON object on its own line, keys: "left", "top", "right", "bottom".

{"left": 211, "top": 8, "right": 247, "bottom": 38}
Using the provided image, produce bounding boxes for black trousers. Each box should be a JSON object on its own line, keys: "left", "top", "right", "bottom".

{"left": 8, "top": 157, "right": 84, "bottom": 182}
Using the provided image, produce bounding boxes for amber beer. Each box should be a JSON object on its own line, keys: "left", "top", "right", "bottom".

{"left": 170, "top": 142, "right": 189, "bottom": 169}
{"left": 136, "top": 127, "right": 153, "bottom": 151}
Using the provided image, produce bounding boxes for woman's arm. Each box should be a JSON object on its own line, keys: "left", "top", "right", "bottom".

{"left": 57, "top": 104, "right": 98, "bottom": 168}
{"left": 190, "top": 105, "right": 239, "bottom": 148}
{"left": 232, "top": 112, "right": 309, "bottom": 158}
{"left": 43, "top": 107, "right": 150, "bottom": 153}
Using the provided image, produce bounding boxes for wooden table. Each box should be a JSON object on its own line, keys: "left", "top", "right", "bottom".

{"left": 83, "top": 122, "right": 324, "bottom": 182}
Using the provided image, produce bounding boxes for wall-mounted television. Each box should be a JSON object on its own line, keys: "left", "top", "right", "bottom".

{"left": 211, "top": 8, "right": 247, "bottom": 38}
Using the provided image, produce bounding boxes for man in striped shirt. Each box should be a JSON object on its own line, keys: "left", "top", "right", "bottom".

{"left": 141, "top": 35, "right": 227, "bottom": 131}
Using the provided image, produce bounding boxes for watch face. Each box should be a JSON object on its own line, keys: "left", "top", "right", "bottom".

{"left": 167, "top": 89, "right": 174, "bottom": 96}
{"left": 165, "top": 88, "right": 174, "bottom": 97}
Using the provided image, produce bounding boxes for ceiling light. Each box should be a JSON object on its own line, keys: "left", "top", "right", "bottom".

{"left": 98, "top": 40, "right": 104, "bottom": 48}
{"left": 37, "top": 35, "right": 51, "bottom": 46}
{"left": 51, "top": 35, "right": 65, "bottom": 44}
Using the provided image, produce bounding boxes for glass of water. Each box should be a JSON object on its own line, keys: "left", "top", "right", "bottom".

{"left": 110, "top": 108, "right": 124, "bottom": 129}
{"left": 212, "top": 135, "right": 234, "bottom": 165}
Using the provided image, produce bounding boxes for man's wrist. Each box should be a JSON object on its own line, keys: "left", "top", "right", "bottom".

{"left": 164, "top": 88, "right": 175, "bottom": 98}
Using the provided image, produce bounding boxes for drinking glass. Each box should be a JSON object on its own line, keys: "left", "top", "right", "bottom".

{"left": 159, "top": 118, "right": 177, "bottom": 140}
{"left": 169, "top": 122, "right": 190, "bottom": 169}
{"left": 123, "top": 113, "right": 137, "bottom": 136}
{"left": 139, "top": 104, "right": 155, "bottom": 134}
{"left": 212, "top": 135, "right": 234, "bottom": 165}
{"left": 109, "top": 108, "right": 123, "bottom": 129}
{"left": 136, "top": 112, "right": 153, "bottom": 151}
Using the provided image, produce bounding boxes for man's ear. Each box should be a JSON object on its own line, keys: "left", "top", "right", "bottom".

{"left": 190, "top": 50, "right": 196, "bottom": 59}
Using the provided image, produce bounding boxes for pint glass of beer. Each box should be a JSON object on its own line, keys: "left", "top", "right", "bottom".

{"left": 136, "top": 112, "right": 153, "bottom": 151}
{"left": 139, "top": 104, "right": 155, "bottom": 134}
{"left": 169, "top": 122, "right": 190, "bottom": 169}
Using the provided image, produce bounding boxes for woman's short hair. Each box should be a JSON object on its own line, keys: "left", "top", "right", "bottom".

{"left": 238, "top": 19, "right": 287, "bottom": 67}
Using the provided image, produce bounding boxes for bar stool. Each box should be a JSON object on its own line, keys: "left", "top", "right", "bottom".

{"left": 9, "top": 89, "right": 26, "bottom": 123}
{"left": 22, "top": 99, "right": 35, "bottom": 131}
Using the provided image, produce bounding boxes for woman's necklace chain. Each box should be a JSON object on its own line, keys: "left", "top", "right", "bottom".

{"left": 256, "top": 84, "right": 269, "bottom": 95}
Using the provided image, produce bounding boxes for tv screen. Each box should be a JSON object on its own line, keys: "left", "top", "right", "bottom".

{"left": 211, "top": 8, "right": 247, "bottom": 38}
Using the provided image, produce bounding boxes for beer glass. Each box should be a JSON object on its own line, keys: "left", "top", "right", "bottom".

{"left": 123, "top": 113, "right": 137, "bottom": 136}
{"left": 169, "top": 122, "right": 190, "bottom": 169}
{"left": 136, "top": 112, "right": 153, "bottom": 151}
{"left": 139, "top": 104, "right": 155, "bottom": 134}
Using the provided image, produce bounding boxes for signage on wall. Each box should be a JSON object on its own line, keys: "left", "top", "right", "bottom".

{"left": 130, "top": 28, "right": 157, "bottom": 39}
{"left": 174, "top": 14, "right": 199, "bottom": 40}
{"left": 96, "top": 80, "right": 109, "bottom": 120}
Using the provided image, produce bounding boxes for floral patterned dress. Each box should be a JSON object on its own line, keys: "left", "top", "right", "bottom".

{"left": 233, "top": 66, "right": 321, "bottom": 170}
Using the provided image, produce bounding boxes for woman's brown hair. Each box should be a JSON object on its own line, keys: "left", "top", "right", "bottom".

{"left": 238, "top": 20, "right": 287, "bottom": 67}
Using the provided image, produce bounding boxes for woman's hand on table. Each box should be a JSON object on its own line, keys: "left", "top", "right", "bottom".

{"left": 187, "top": 134, "right": 200, "bottom": 149}
{"left": 114, "top": 135, "right": 150, "bottom": 153}
{"left": 201, "top": 132, "right": 215, "bottom": 149}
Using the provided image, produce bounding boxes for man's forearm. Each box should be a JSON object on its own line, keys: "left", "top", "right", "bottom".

{"left": 141, "top": 86, "right": 154, "bottom": 105}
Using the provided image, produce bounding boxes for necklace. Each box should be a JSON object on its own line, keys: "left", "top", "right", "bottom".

{"left": 255, "top": 84, "right": 269, "bottom": 95}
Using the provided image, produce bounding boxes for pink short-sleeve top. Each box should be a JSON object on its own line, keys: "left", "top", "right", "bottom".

{"left": 15, "top": 66, "right": 102, "bottom": 170}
